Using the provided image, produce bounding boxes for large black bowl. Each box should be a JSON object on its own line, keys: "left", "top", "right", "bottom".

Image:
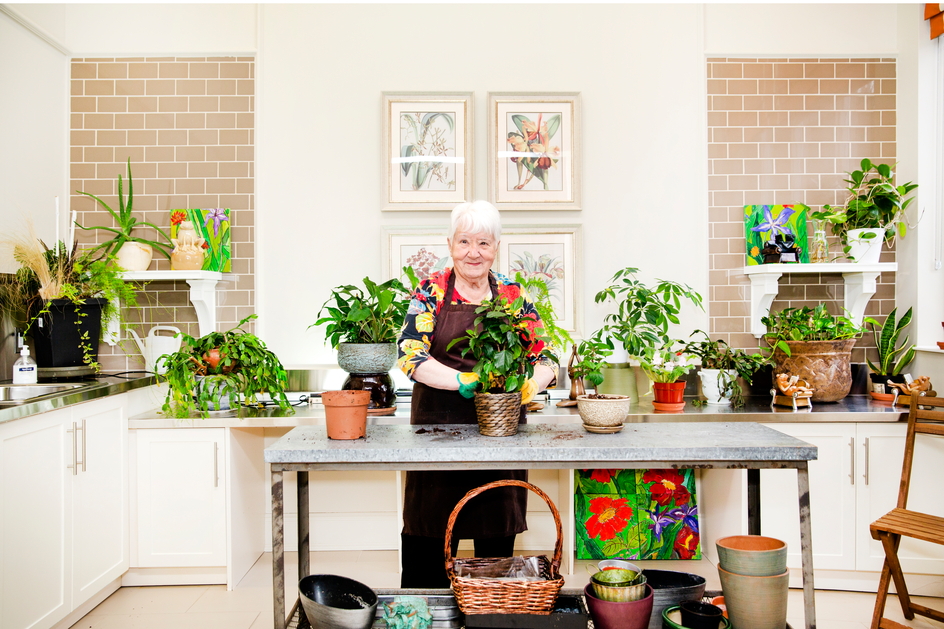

{"left": 298, "top": 574, "right": 378, "bottom": 629}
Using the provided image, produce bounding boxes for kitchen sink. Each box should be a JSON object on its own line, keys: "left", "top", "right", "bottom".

{"left": 0, "top": 383, "right": 90, "bottom": 405}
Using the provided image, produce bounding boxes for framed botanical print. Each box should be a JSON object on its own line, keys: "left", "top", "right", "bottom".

{"left": 383, "top": 227, "right": 454, "bottom": 282}
{"left": 498, "top": 225, "right": 581, "bottom": 335}
{"left": 488, "top": 92, "right": 581, "bottom": 210}
{"left": 382, "top": 92, "right": 473, "bottom": 210}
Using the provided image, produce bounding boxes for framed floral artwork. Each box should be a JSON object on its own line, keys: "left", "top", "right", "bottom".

{"left": 382, "top": 92, "right": 473, "bottom": 210}
{"left": 488, "top": 92, "right": 581, "bottom": 210}
{"left": 743, "top": 204, "right": 810, "bottom": 265}
{"left": 498, "top": 225, "right": 581, "bottom": 335}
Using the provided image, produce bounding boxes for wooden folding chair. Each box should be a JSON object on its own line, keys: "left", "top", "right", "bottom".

{"left": 870, "top": 394, "right": 944, "bottom": 629}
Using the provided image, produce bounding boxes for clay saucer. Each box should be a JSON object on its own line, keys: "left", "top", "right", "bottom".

{"left": 870, "top": 391, "right": 895, "bottom": 403}
{"left": 583, "top": 423, "right": 624, "bottom": 434}
{"left": 937, "top": 341, "right": 944, "bottom": 350}
{"left": 652, "top": 401, "right": 685, "bottom": 412}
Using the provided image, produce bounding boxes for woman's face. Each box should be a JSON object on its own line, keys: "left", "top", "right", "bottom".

{"left": 449, "top": 230, "right": 497, "bottom": 283}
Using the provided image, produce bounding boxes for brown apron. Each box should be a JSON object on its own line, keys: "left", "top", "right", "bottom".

{"left": 402, "top": 270, "right": 528, "bottom": 539}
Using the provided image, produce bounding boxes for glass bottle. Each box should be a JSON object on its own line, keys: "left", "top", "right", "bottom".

{"left": 810, "top": 219, "right": 829, "bottom": 263}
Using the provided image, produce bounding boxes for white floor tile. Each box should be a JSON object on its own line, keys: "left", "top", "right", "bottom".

{"left": 188, "top": 585, "right": 273, "bottom": 614}
{"left": 86, "top": 585, "right": 209, "bottom": 616}
{"left": 80, "top": 611, "right": 260, "bottom": 629}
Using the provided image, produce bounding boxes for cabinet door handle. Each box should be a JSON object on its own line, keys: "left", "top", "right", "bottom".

{"left": 80, "top": 419, "right": 86, "bottom": 473}
{"left": 66, "top": 422, "right": 77, "bottom": 475}
{"left": 213, "top": 442, "right": 219, "bottom": 488}
{"left": 849, "top": 437, "right": 855, "bottom": 485}
{"left": 863, "top": 437, "right": 870, "bottom": 486}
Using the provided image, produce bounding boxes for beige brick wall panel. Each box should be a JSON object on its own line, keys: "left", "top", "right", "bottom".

{"left": 820, "top": 111, "right": 850, "bottom": 126}
{"left": 176, "top": 146, "right": 206, "bottom": 162}
{"left": 190, "top": 96, "right": 220, "bottom": 112}
{"left": 208, "top": 79, "right": 237, "bottom": 96}
{"left": 176, "top": 80, "right": 207, "bottom": 96}
{"left": 804, "top": 63, "right": 835, "bottom": 79}
{"left": 129, "top": 63, "right": 158, "bottom": 79}
{"left": 743, "top": 63, "right": 774, "bottom": 79}
{"left": 867, "top": 126, "right": 896, "bottom": 142}
{"left": 207, "top": 113, "right": 236, "bottom": 128}
{"left": 774, "top": 64, "right": 803, "bottom": 78}
{"left": 72, "top": 130, "right": 96, "bottom": 146}
{"left": 714, "top": 95, "right": 744, "bottom": 110}
{"left": 146, "top": 80, "right": 176, "bottom": 96}
{"left": 208, "top": 146, "right": 236, "bottom": 162}
{"left": 72, "top": 80, "right": 84, "bottom": 96}
{"left": 115, "top": 80, "right": 146, "bottom": 96}
{"left": 821, "top": 143, "right": 851, "bottom": 158}
{"left": 759, "top": 143, "right": 789, "bottom": 158}
{"left": 145, "top": 113, "right": 176, "bottom": 130}
{"left": 851, "top": 142, "right": 883, "bottom": 158}
{"left": 236, "top": 179, "right": 254, "bottom": 194}
{"left": 115, "top": 113, "right": 145, "bottom": 129}
{"left": 85, "top": 147, "right": 114, "bottom": 163}
{"left": 84, "top": 113, "right": 115, "bottom": 130}
{"left": 866, "top": 63, "right": 896, "bottom": 79}
{"left": 159, "top": 62, "right": 189, "bottom": 79}
{"left": 158, "top": 129, "right": 188, "bottom": 146}
{"left": 220, "top": 62, "right": 251, "bottom": 79}
{"left": 836, "top": 63, "right": 865, "bottom": 78}
{"left": 188, "top": 162, "right": 219, "bottom": 178}
{"left": 189, "top": 129, "right": 219, "bottom": 146}
{"left": 190, "top": 62, "right": 220, "bottom": 79}
{"left": 158, "top": 162, "right": 188, "bottom": 179}
{"left": 774, "top": 95, "right": 805, "bottom": 110}
{"left": 97, "top": 130, "right": 128, "bottom": 146}
{"left": 806, "top": 126, "right": 836, "bottom": 142}
{"left": 236, "top": 113, "right": 254, "bottom": 129}
{"left": 237, "top": 80, "right": 254, "bottom": 96}
{"left": 176, "top": 113, "right": 207, "bottom": 129}
{"left": 220, "top": 194, "right": 250, "bottom": 210}
{"left": 146, "top": 146, "right": 175, "bottom": 162}
{"left": 97, "top": 97, "right": 128, "bottom": 113}
{"left": 219, "top": 162, "right": 248, "bottom": 178}
{"left": 72, "top": 63, "right": 97, "bottom": 79}
{"left": 743, "top": 96, "right": 773, "bottom": 110}
{"left": 207, "top": 178, "right": 236, "bottom": 194}
{"left": 128, "top": 97, "right": 158, "bottom": 113}
{"left": 789, "top": 143, "right": 819, "bottom": 158}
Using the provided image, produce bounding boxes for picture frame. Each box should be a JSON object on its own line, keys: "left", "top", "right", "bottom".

{"left": 499, "top": 225, "right": 581, "bottom": 335}
{"left": 382, "top": 92, "right": 473, "bottom": 210}
{"left": 488, "top": 92, "right": 581, "bottom": 211}
{"left": 383, "top": 226, "right": 464, "bottom": 282}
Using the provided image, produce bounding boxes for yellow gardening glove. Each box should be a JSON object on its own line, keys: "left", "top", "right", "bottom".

{"left": 457, "top": 372, "right": 480, "bottom": 399}
{"left": 520, "top": 378, "right": 538, "bottom": 405}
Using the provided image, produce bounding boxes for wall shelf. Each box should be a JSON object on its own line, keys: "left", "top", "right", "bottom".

{"left": 743, "top": 263, "right": 897, "bottom": 338}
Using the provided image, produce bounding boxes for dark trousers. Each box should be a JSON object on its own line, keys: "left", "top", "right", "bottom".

{"left": 400, "top": 533, "right": 516, "bottom": 588}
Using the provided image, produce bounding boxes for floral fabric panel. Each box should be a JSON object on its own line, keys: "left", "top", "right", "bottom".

{"left": 397, "top": 268, "right": 556, "bottom": 379}
{"left": 743, "top": 204, "right": 809, "bottom": 265}
{"left": 575, "top": 469, "right": 700, "bottom": 561}
{"left": 170, "top": 209, "right": 232, "bottom": 272}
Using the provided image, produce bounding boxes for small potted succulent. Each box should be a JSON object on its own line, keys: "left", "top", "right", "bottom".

{"left": 638, "top": 341, "right": 696, "bottom": 412}
{"left": 448, "top": 294, "right": 554, "bottom": 437}
{"left": 682, "top": 330, "right": 768, "bottom": 408}
{"left": 863, "top": 307, "right": 915, "bottom": 396}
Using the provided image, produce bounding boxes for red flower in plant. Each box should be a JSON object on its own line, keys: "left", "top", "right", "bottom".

{"left": 202, "top": 241, "right": 210, "bottom": 249}
{"left": 674, "top": 524, "right": 699, "bottom": 559}
{"left": 498, "top": 284, "right": 521, "bottom": 302}
{"left": 171, "top": 211, "right": 186, "bottom": 226}
{"left": 585, "top": 469, "right": 619, "bottom": 485}
{"left": 643, "top": 469, "right": 690, "bottom": 507}
{"left": 585, "top": 496, "right": 632, "bottom": 541}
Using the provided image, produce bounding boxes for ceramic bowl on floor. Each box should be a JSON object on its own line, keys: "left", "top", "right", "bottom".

{"left": 598, "top": 559, "right": 642, "bottom": 574}
{"left": 299, "top": 574, "right": 378, "bottom": 629}
{"left": 642, "top": 569, "right": 707, "bottom": 629}
{"left": 717, "top": 565, "right": 789, "bottom": 629}
{"left": 661, "top": 605, "right": 731, "bottom": 629}
{"left": 584, "top": 583, "right": 653, "bottom": 629}
{"left": 591, "top": 570, "right": 647, "bottom": 602}
{"left": 716, "top": 535, "right": 787, "bottom": 576}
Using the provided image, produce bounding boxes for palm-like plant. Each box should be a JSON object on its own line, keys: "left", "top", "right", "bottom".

{"left": 75, "top": 159, "right": 174, "bottom": 260}
{"left": 864, "top": 307, "right": 915, "bottom": 377}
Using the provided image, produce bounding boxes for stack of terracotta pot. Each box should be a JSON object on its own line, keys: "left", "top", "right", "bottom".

{"left": 716, "top": 535, "right": 789, "bottom": 629}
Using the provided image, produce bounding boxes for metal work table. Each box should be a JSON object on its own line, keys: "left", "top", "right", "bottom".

{"left": 265, "top": 422, "right": 820, "bottom": 629}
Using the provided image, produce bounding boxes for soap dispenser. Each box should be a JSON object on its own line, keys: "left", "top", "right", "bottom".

{"left": 13, "top": 345, "right": 37, "bottom": 384}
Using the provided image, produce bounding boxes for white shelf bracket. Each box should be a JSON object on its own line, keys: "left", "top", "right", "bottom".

{"left": 842, "top": 270, "right": 881, "bottom": 327}
{"left": 749, "top": 272, "right": 782, "bottom": 338}
{"left": 187, "top": 279, "right": 219, "bottom": 337}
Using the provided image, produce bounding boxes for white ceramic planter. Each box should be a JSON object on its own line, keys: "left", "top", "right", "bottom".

{"left": 698, "top": 368, "right": 737, "bottom": 405}
{"left": 116, "top": 241, "right": 153, "bottom": 271}
{"left": 846, "top": 228, "right": 884, "bottom": 263}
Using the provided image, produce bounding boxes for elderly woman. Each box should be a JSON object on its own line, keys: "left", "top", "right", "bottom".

{"left": 396, "top": 200, "right": 558, "bottom": 588}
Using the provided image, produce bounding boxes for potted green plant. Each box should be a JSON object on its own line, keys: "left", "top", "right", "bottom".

{"left": 863, "top": 307, "right": 915, "bottom": 395}
{"left": 682, "top": 330, "right": 768, "bottom": 408}
{"left": 1, "top": 224, "right": 137, "bottom": 371}
{"left": 159, "top": 314, "right": 293, "bottom": 418}
{"left": 593, "top": 266, "right": 703, "bottom": 402}
{"left": 812, "top": 159, "right": 918, "bottom": 263}
{"left": 311, "top": 268, "right": 417, "bottom": 413}
{"left": 637, "top": 341, "right": 696, "bottom": 411}
{"left": 74, "top": 159, "right": 174, "bottom": 271}
{"left": 448, "top": 294, "right": 554, "bottom": 437}
{"left": 570, "top": 332, "right": 630, "bottom": 430}
{"left": 762, "top": 304, "right": 862, "bottom": 402}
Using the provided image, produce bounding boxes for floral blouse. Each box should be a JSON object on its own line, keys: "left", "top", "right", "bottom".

{"left": 397, "top": 268, "right": 558, "bottom": 380}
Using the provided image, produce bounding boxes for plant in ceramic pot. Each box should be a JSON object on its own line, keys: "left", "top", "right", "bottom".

{"left": 638, "top": 341, "right": 696, "bottom": 412}
{"left": 572, "top": 333, "right": 629, "bottom": 430}
{"left": 448, "top": 293, "right": 554, "bottom": 437}
{"left": 312, "top": 268, "right": 417, "bottom": 414}
{"left": 812, "top": 159, "right": 918, "bottom": 263}
{"left": 863, "top": 307, "right": 915, "bottom": 395}
{"left": 682, "top": 330, "right": 768, "bottom": 408}
{"left": 762, "top": 304, "right": 862, "bottom": 402}
{"left": 74, "top": 159, "right": 174, "bottom": 271}
{"left": 160, "top": 314, "right": 293, "bottom": 418}
{"left": 593, "top": 267, "right": 703, "bottom": 402}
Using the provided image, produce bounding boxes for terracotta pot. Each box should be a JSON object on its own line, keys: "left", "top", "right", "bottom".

{"left": 322, "top": 390, "right": 370, "bottom": 439}
{"left": 716, "top": 535, "right": 787, "bottom": 577}
{"left": 652, "top": 381, "right": 685, "bottom": 404}
{"left": 769, "top": 339, "right": 856, "bottom": 402}
{"left": 115, "top": 241, "right": 153, "bottom": 271}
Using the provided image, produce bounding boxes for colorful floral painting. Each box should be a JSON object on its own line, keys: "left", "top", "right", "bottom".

{"left": 170, "top": 208, "right": 231, "bottom": 272}
{"left": 575, "top": 468, "right": 701, "bottom": 561}
{"left": 744, "top": 204, "right": 810, "bottom": 265}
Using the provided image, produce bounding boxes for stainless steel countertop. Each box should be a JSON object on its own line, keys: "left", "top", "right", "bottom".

{"left": 0, "top": 376, "right": 157, "bottom": 425}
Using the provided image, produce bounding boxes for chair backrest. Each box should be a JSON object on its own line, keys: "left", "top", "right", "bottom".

{"left": 898, "top": 395, "right": 944, "bottom": 509}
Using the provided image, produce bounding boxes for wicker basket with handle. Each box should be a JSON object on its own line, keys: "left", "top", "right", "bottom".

{"left": 445, "top": 479, "right": 564, "bottom": 615}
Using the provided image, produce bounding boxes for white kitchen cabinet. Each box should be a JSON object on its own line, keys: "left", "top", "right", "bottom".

{"left": 133, "top": 428, "right": 226, "bottom": 568}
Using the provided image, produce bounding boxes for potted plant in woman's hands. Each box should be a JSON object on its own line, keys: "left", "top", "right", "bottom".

{"left": 160, "top": 314, "right": 293, "bottom": 418}
{"left": 682, "top": 330, "right": 768, "bottom": 408}
{"left": 638, "top": 342, "right": 696, "bottom": 412}
{"left": 863, "top": 307, "right": 916, "bottom": 397}
{"left": 448, "top": 294, "right": 554, "bottom": 437}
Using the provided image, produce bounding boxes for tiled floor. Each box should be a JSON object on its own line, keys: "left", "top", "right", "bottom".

{"left": 77, "top": 551, "right": 943, "bottom": 629}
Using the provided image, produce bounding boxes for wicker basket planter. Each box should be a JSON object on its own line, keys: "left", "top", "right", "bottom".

{"left": 770, "top": 339, "right": 856, "bottom": 402}
{"left": 473, "top": 391, "right": 522, "bottom": 437}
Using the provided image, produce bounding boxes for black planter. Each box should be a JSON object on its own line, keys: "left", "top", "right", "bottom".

{"left": 342, "top": 372, "right": 396, "bottom": 414}
{"left": 28, "top": 298, "right": 107, "bottom": 368}
{"left": 870, "top": 372, "right": 907, "bottom": 394}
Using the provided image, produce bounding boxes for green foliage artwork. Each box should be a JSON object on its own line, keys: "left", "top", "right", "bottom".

{"left": 744, "top": 204, "right": 810, "bottom": 265}
{"left": 170, "top": 209, "right": 231, "bottom": 272}
{"left": 575, "top": 468, "right": 700, "bottom": 561}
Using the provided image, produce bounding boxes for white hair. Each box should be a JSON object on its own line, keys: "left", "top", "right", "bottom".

{"left": 449, "top": 200, "right": 502, "bottom": 243}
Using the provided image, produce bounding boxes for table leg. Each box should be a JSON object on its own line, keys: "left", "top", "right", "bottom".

{"left": 747, "top": 469, "right": 761, "bottom": 535}
{"left": 272, "top": 469, "right": 285, "bottom": 629}
{"left": 298, "top": 471, "right": 310, "bottom": 583}
{"left": 797, "top": 462, "right": 817, "bottom": 629}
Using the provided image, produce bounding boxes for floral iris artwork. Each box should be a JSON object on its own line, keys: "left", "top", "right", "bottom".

{"left": 169, "top": 209, "right": 232, "bottom": 272}
{"left": 575, "top": 468, "right": 701, "bottom": 560}
{"left": 744, "top": 204, "right": 810, "bottom": 265}
{"left": 400, "top": 112, "right": 456, "bottom": 192}
{"left": 506, "top": 113, "right": 562, "bottom": 191}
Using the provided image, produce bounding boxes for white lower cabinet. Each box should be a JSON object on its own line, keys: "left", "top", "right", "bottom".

{"left": 761, "top": 422, "right": 944, "bottom": 584}
{"left": 133, "top": 428, "right": 226, "bottom": 568}
{"left": 0, "top": 397, "right": 128, "bottom": 629}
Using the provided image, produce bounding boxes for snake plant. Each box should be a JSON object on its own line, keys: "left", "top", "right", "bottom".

{"left": 864, "top": 307, "right": 915, "bottom": 376}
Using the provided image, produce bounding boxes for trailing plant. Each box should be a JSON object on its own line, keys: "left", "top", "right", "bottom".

{"left": 638, "top": 341, "right": 695, "bottom": 385}
{"left": 515, "top": 271, "right": 572, "bottom": 359}
{"left": 75, "top": 158, "right": 174, "bottom": 261}
{"left": 863, "top": 307, "right": 915, "bottom": 377}
{"left": 594, "top": 267, "right": 703, "bottom": 358}
{"left": 570, "top": 331, "right": 613, "bottom": 394}
{"left": 682, "top": 330, "right": 768, "bottom": 408}
{"left": 312, "top": 267, "right": 418, "bottom": 348}
{"left": 761, "top": 304, "right": 862, "bottom": 357}
{"left": 160, "top": 314, "right": 293, "bottom": 418}
{"left": 447, "top": 294, "right": 553, "bottom": 394}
